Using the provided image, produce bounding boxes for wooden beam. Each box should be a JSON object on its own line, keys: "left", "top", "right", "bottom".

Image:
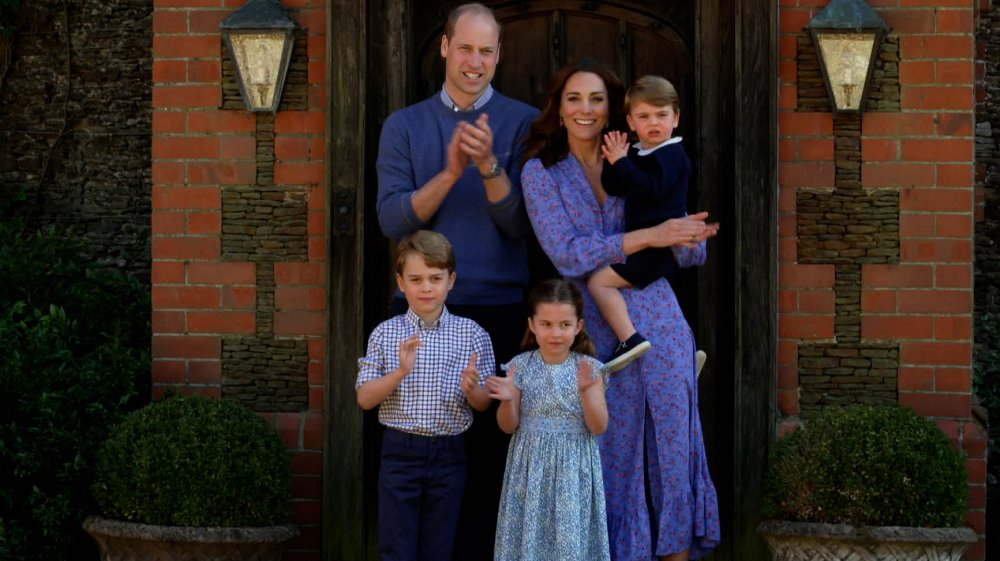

{"left": 731, "top": 0, "right": 777, "bottom": 558}
{"left": 325, "top": 0, "right": 367, "bottom": 559}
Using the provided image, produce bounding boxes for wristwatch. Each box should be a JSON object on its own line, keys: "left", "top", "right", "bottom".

{"left": 479, "top": 160, "right": 503, "bottom": 180}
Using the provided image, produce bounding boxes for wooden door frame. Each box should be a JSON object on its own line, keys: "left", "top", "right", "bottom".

{"left": 324, "top": 1, "right": 776, "bottom": 559}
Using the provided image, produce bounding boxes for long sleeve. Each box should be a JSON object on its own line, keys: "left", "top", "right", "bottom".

{"left": 485, "top": 111, "right": 536, "bottom": 239}
{"left": 672, "top": 242, "right": 707, "bottom": 268}
{"left": 375, "top": 113, "right": 424, "bottom": 241}
{"left": 486, "top": 188, "right": 530, "bottom": 239}
{"left": 609, "top": 147, "right": 685, "bottom": 202}
{"left": 521, "top": 159, "right": 626, "bottom": 278}
{"left": 600, "top": 161, "right": 628, "bottom": 197}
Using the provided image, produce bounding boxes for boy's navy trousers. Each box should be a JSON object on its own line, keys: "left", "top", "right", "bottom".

{"left": 378, "top": 427, "right": 466, "bottom": 561}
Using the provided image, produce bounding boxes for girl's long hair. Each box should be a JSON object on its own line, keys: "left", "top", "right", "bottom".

{"left": 520, "top": 279, "right": 596, "bottom": 357}
{"left": 521, "top": 59, "right": 627, "bottom": 168}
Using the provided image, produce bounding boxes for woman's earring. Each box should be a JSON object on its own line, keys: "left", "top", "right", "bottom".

{"left": 559, "top": 117, "right": 564, "bottom": 127}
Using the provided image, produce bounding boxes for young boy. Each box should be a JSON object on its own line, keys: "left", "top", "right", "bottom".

{"left": 591, "top": 75, "right": 692, "bottom": 372}
{"left": 355, "top": 229, "right": 494, "bottom": 561}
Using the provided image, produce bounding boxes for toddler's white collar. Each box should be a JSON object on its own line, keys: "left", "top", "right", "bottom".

{"left": 634, "top": 136, "right": 683, "bottom": 156}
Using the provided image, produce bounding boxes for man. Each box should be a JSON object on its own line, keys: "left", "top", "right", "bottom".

{"left": 375, "top": 3, "right": 539, "bottom": 559}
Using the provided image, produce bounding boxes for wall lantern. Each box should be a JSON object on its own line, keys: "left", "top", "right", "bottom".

{"left": 806, "top": 0, "right": 888, "bottom": 114}
{"left": 220, "top": 0, "right": 297, "bottom": 113}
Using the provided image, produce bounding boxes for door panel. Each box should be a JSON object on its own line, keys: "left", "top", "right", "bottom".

{"left": 349, "top": 1, "right": 776, "bottom": 560}
{"left": 493, "top": 14, "right": 551, "bottom": 106}
{"left": 559, "top": 12, "right": 620, "bottom": 72}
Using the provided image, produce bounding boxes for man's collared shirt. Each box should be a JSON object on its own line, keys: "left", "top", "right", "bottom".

{"left": 356, "top": 306, "right": 494, "bottom": 436}
{"left": 440, "top": 84, "right": 494, "bottom": 112}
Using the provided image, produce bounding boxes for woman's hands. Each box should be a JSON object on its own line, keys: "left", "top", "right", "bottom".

{"left": 648, "top": 212, "right": 720, "bottom": 249}
{"left": 621, "top": 212, "right": 719, "bottom": 258}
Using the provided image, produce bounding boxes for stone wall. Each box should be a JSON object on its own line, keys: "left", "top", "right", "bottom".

{"left": 794, "top": 34, "right": 902, "bottom": 416}
{"left": 975, "top": 2, "right": 1000, "bottom": 559}
{"left": 0, "top": 0, "right": 152, "bottom": 279}
{"left": 977, "top": 0, "right": 1000, "bottom": 319}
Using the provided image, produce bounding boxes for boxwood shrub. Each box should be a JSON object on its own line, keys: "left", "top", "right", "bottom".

{"left": 763, "top": 404, "right": 968, "bottom": 528}
{"left": 92, "top": 394, "right": 292, "bottom": 527}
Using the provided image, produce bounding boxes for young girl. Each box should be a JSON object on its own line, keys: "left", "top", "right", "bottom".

{"left": 485, "top": 279, "right": 610, "bottom": 561}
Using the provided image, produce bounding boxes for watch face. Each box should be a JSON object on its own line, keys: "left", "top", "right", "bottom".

{"left": 481, "top": 161, "right": 501, "bottom": 179}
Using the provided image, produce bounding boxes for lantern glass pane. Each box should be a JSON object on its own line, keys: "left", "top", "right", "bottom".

{"left": 816, "top": 32, "right": 876, "bottom": 111}
{"left": 229, "top": 31, "right": 287, "bottom": 110}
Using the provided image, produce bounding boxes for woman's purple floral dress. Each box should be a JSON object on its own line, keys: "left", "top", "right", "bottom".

{"left": 521, "top": 156, "right": 721, "bottom": 560}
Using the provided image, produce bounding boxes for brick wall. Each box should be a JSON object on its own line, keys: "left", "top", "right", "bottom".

{"left": 779, "top": 2, "right": 986, "bottom": 559}
{"left": 151, "top": 0, "right": 328, "bottom": 558}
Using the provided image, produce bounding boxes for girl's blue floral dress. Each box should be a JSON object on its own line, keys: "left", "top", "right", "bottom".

{"left": 494, "top": 350, "right": 610, "bottom": 561}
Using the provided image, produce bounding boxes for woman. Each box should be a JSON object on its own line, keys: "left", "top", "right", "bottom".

{"left": 519, "top": 60, "right": 721, "bottom": 561}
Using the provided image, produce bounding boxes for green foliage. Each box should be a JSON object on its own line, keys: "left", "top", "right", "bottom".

{"left": 0, "top": 217, "right": 146, "bottom": 561}
{"left": 0, "top": 0, "right": 21, "bottom": 36}
{"left": 93, "top": 395, "right": 292, "bottom": 527}
{"left": 763, "top": 405, "right": 968, "bottom": 528}
{"left": 973, "top": 312, "right": 1000, "bottom": 414}
{"left": 0, "top": 220, "right": 149, "bottom": 354}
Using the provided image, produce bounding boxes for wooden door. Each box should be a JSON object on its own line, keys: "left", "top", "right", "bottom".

{"left": 328, "top": 1, "right": 777, "bottom": 560}
{"left": 414, "top": 3, "right": 694, "bottom": 117}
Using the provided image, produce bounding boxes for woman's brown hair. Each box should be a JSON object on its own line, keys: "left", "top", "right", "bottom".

{"left": 520, "top": 279, "right": 596, "bottom": 357}
{"left": 521, "top": 59, "right": 627, "bottom": 168}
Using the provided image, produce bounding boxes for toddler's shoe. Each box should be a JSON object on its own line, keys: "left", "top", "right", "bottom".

{"left": 603, "top": 333, "right": 651, "bottom": 372}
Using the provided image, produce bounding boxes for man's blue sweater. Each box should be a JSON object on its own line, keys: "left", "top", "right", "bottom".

{"left": 376, "top": 93, "right": 538, "bottom": 305}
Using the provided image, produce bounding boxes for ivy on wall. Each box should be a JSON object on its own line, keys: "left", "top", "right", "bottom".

{"left": 0, "top": 0, "right": 152, "bottom": 278}
{"left": 0, "top": 0, "right": 19, "bottom": 34}
{"left": 0, "top": 0, "right": 20, "bottom": 92}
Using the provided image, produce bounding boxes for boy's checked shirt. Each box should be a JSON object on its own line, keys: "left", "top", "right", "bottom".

{"left": 356, "top": 306, "right": 494, "bottom": 436}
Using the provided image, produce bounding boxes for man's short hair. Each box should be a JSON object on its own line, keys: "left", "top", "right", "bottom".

{"left": 395, "top": 230, "right": 456, "bottom": 275}
{"left": 444, "top": 2, "right": 502, "bottom": 42}
{"left": 626, "top": 75, "right": 680, "bottom": 113}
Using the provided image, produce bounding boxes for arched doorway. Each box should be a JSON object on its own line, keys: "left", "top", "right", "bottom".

{"left": 327, "top": 1, "right": 776, "bottom": 559}
{"left": 415, "top": 3, "right": 694, "bottom": 112}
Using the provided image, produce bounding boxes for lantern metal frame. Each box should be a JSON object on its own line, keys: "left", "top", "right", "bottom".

{"left": 220, "top": 0, "right": 298, "bottom": 113}
{"left": 805, "top": 0, "right": 889, "bottom": 115}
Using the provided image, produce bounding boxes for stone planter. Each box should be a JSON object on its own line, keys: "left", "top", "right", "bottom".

{"left": 757, "top": 520, "right": 977, "bottom": 561}
{"left": 83, "top": 516, "right": 298, "bottom": 561}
